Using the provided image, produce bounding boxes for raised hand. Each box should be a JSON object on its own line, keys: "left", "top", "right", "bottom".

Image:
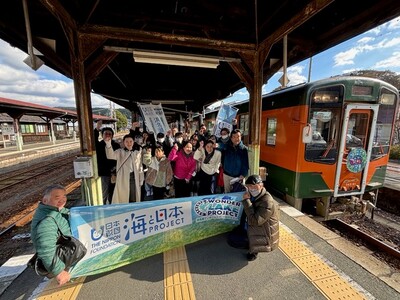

{"left": 96, "top": 120, "right": 102, "bottom": 130}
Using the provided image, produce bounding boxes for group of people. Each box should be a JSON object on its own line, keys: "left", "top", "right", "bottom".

{"left": 94, "top": 120, "right": 251, "bottom": 204}
{"left": 30, "top": 119, "right": 279, "bottom": 286}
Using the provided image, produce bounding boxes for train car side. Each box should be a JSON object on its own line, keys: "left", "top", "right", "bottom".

{"left": 236, "top": 77, "right": 399, "bottom": 216}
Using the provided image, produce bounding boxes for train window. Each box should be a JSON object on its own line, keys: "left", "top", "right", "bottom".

{"left": 312, "top": 91, "right": 340, "bottom": 103}
{"left": 346, "top": 113, "right": 368, "bottom": 149}
{"left": 371, "top": 89, "right": 398, "bottom": 160}
{"left": 239, "top": 114, "right": 249, "bottom": 136}
{"left": 379, "top": 93, "right": 395, "bottom": 105}
{"left": 311, "top": 85, "right": 343, "bottom": 104}
{"left": 305, "top": 108, "right": 341, "bottom": 164}
{"left": 266, "top": 118, "right": 277, "bottom": 146}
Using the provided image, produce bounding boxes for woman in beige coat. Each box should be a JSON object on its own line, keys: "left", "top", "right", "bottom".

{"left": 105, "top": 134, "right": 144, "bottom": 203}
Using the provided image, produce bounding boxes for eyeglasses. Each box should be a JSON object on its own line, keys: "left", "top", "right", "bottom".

{"left": 103, "top": 132, "right": 112, "bottom": 136}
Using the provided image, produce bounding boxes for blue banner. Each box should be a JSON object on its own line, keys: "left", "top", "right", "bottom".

{"left": 69, "top": 193, "right": 244, "bottom": 277}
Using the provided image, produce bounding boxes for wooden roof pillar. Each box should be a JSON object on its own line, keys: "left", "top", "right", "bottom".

{"left": 45, "top": 0, "right": 103, "bottom": 205}
{"left": 227, "top": 49, "right": 264, "bottom": 176}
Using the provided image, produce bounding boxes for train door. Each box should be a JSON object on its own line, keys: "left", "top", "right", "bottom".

{"left": 334, "top": 104, "right": 379, "bottom": 197}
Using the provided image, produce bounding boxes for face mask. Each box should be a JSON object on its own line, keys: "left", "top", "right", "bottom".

{"left": 221, "top": 134, "right": 229, "bottom": 140}
{"left": 249, "top": 189, "right": 260, "bottom": 197}
{"left": 176, "top": 137, "right": 183, "bottom": 143}
{"left": 158, "top": 138, "right": 165, "bottom": 143}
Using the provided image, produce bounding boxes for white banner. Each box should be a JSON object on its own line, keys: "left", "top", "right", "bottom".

{"left": 212, "top": 104, "right": 239, "bottom": 137}
{"left": 69, "top": 193, "right": 244, "bottom": 278}
{"left": 137, "top": 103, "right": 169, "bottom": 135}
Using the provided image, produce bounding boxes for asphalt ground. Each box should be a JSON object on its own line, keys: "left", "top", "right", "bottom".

{"left": 0, "top": 200, "right": 399, "bottom": 300}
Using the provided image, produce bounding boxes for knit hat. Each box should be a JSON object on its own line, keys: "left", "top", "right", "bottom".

{"left": 245, "top": 175, "right": 263, "bottom": 185}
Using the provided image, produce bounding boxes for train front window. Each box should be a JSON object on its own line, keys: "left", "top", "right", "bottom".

{"left": 371, "top": 89, "right": 398, "bottom": 160}
{"left": 305, "top": 108, "right": 341, "bottom": 163}
{"left": 346, "top": 113, "right": 369, "bottom": 149}
{"left": 305, "top": 86, "right": 343, "bottom": 164}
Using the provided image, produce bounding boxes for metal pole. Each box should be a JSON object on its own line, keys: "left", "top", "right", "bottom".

{"left": 308, "top": 57, "right": 313, "bottom": 82}
{"left": 283, "top": 35, "right": 288, "bottom": 87}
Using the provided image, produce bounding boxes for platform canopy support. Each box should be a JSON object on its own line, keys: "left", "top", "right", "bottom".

{"left": 66, "top": 20, "right": 103, "bottom": 206}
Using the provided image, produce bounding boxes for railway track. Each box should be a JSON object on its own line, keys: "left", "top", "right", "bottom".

{"left": 325, "top": 218, "right": 400, "bottom": 260}
{"left": 387, "top": 162, "right": 400, "bottom": 173}
{"left": 0, "top": 179, "right": 81, "bottom": 237}
{"left": 0, "top": 154, "right": 76, "bottom": 191}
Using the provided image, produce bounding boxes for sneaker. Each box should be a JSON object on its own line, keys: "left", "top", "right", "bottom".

{"left": 246, "top": 252, "right": 258, "bottom": 261}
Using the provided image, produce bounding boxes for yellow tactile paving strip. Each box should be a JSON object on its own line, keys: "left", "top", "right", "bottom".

{"left": 279, "top": 226, "right": 367, "bottom": 300}
{"left": 36, "top": 227, "right": 369, "bottom": 300}
{"left": 164, "top": 246, "right": 196, "bottom": 300}
{"left": 36, "top": 276, "right": 86, "bottom": 300}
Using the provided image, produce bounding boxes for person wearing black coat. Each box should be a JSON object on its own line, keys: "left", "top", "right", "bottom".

{"left": 156, "top": 132, "right": 172, "bottom": 156}
{"left": 94, "top": 121, "right": 121, "bottom": 204}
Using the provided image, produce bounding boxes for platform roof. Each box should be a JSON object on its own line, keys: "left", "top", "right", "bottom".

{"left": 1, "top": 1, "right": 400, "bottom": 114}
{"left": 0, "top": 97, "right": 116, "bottom": 123}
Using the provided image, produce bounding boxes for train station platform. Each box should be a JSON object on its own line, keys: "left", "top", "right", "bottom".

{"left": 0, "top": 139, "right": 80, "bottom": 172}
{"left": 0, "top": 132, "right": 127, "bottom": 159}
{"left": 0, "top": 132, "right": 124, "bottom": 171}
{"left": 0, "top": 198, "right": 399, "bottom": 300}
{"left": 0, "top": 138, "right": 79, "bottom": 156}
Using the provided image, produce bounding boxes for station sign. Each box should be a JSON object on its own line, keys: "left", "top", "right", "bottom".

{"left": 0, "top": 124, "right": 14, "bottom": 135}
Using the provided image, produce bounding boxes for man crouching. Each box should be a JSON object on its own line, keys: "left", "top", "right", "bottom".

{"left": 242, "top": 175, "right": 279, "bottom": 261}
{"left": 31, "top": 184, "right": 71, "bottom": 285}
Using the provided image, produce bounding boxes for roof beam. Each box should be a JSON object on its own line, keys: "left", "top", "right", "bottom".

{"left": 79, "top": 24, "right": 255, "bottom": 54}
{"left": 86, "top": 51, "right": 119, "bottom": 82}
{"left": 39, "top": 0, "right": 77, "bottom": 31}
{"left": 258, "top": 0, "right": 333, "bottom": 59}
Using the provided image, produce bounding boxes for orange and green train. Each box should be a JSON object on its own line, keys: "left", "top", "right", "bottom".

{"left": 214, "top": 76, "right": 399, "bottom": 215}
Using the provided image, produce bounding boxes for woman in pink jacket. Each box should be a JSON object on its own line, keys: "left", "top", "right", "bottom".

{"left": 168, "top": 141, "right": 197, "bottom": 198}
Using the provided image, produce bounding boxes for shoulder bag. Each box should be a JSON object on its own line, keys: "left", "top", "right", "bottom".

{"left": 111, "top": 151, "right": 132, "bottom": 184}
{"left": 27, "top": 216, "right": 87, "bottom": 278}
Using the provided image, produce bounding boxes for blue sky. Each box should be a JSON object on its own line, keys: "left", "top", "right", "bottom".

{"left": 0, "top": 16, "right": 399, "bottom": 111}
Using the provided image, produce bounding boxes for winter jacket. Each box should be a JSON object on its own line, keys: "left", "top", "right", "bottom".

{"left": 220, "top": 140, "right": 249, "bottom": 177}
{"left": 168, "top": 147, "right": 197, "bottom": 181}
{"left": 94, "top": 128, "right": 120, "bottom": 176}
{"left": 30, "top": 203, "right": 71, "bottom": 276}
{"left": 143, "top": 153, "right": 173, "bottom": 188}
{"left": 242, "top": 188, "right": 279, "bottom": 253}
{"left": 193, "top": 148, "right": 221, "bottom": 175}
{"left": 106, "top": 147, "right": 144, "bottom": 203}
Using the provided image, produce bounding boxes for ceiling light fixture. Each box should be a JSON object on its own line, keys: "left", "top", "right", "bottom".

{"left": 103, "top": 46, "right": 241, "bottom": 69}
{"left": 151, "top": 100, "right": 185, "bottom": 105}
{"left": 133, "top": 50, "right": 220, "bottom": 69}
